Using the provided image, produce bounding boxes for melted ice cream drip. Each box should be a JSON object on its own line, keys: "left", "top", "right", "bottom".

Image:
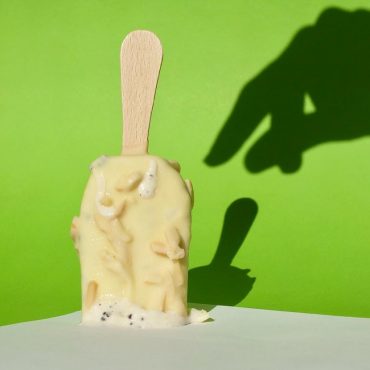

{"left": 92, "top": 170, "right": 119, "bottom": 218}
{"left": 89, "top": 155, "right": 121, "bottom": 218}
{"left": 138, "top": 159, "right": 157, "bottom": 198}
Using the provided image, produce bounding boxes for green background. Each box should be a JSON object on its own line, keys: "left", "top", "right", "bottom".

{"left": 1, "top": 0, "right": 369, "bottom": 326}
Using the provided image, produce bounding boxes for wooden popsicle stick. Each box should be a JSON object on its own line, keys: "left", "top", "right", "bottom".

{"left": 120, "top": 30, "right": 163, "bottom": 155}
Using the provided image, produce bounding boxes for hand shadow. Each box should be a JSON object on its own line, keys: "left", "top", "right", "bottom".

{"left": 188, "top": 198, "right": 257, "bottom": 306}
{"left": 205, "top": 7, "right": 370, "bottom": 173}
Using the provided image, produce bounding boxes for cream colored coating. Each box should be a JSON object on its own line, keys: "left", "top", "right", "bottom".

{"left": 72, "top": 155, "right": 194, "bottom": 324}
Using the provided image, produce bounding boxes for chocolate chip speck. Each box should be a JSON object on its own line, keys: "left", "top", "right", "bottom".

{"left": 101, "top": 317, "right": 106, "bottom": 321}
{"left": 130, "top": 322, "right": 133, "bottom": 326}
{"left": 128, "top": 314, "right": 132, "bottom": 319}
{"left": 141, "top": 317, "right": 144, "bottom": 321}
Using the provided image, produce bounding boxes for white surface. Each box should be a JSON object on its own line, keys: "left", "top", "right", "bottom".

{"left": 0, "top": 306, "right": 370, "bottom": 370}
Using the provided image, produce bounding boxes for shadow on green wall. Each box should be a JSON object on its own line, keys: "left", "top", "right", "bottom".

{"left": 205, "top": 7, "right": 370, "bottom": 173}
{"left": 188, "top": 198, "right": 257, "bottom": 305}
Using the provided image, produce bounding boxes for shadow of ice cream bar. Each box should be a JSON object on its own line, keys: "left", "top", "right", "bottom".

{"left": 70, "top": 30, "right": 208, "bottom": 328}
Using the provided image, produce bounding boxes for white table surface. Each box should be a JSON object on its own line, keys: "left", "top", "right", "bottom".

{"left": 0, "top": 305, "right": 369, "bottom": 370}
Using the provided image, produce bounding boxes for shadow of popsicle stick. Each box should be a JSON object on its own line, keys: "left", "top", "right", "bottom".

{"left": 188, "top": 198, "right": 258, "bottom": 306}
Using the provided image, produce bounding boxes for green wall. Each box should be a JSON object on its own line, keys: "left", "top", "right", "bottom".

{"left": 1, "top": 0, "right": 369, "bottom": 325}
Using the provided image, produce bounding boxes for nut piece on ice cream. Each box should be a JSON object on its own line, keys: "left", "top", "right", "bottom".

{"left": 70, "top": 30, "right": 208, "bottom": 328}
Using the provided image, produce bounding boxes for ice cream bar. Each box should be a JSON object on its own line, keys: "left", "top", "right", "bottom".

{"left": 71, "top": 31, "right": 208, "bottom": 328}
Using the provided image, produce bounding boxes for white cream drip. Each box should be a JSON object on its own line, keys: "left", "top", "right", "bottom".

{"left": 138, "top": 159, "right": 157, "bottom": 198}
{"left": 92, "top": 170, "right": 118, "bottom": 218}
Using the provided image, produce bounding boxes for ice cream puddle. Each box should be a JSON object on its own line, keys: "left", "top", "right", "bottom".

{"left": 84, "top": 297, "right": 209, "bottom": 329}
